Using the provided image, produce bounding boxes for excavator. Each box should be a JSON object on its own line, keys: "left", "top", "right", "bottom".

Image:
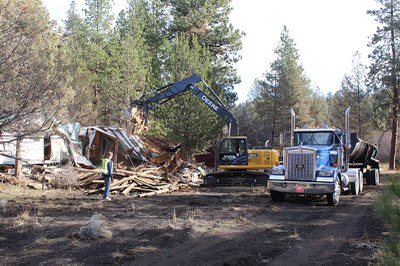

{"left": 127, "top": 74, "right": 279, "bottom": 186}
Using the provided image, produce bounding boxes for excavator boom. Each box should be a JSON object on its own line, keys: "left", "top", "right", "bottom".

{"left": 127, "top": 74, "right": 238, "bottom": 136}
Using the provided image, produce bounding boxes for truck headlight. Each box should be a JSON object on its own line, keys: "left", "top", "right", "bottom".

{"left": 318, "top": 170, "right": 333, "bottom": 177}
{"left": 271, "top": 167, "right": 284, "bottom": 175}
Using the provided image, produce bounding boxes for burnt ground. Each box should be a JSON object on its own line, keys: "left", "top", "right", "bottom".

{"left": 0, "top": 176, "right": 388, "bottom": 265}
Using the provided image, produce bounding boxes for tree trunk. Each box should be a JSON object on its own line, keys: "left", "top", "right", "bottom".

{"left": 182, "top": 145, "right": 190, "bottom": 161}
{"left": 389, "top": 100, "right": 398, "bottom": 170}
{"left": 15, "top": 137, "right": 22, "bottom": 178}
{"left": 389, "top": 5, "right": 398, "bottom": 171}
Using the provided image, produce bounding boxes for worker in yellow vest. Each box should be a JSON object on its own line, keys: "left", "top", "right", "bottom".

{"left": 101, "top": 151, "right": 114, "bottom": 201}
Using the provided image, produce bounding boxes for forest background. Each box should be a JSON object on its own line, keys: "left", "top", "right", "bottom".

{"left": 1, "top": 0, "right": 400, "bottom": 169}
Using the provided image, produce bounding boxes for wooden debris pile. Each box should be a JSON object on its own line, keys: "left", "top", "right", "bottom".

{"left": 76, "top": 160, "right": 208, "bottom": 197}
{"left": 1, "top": 134, "right": 212, "bottom": 198}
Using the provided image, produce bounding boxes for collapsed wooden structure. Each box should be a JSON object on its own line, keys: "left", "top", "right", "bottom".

{"left": 0, "top": 123, "right": 210, "bottom": 197}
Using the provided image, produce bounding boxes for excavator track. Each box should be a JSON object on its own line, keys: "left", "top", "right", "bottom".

{"left": 203, "top": 171, "right": 269, "bottom": 186}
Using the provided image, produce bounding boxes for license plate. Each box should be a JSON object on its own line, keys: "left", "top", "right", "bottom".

{"left": 295, "top": 187, "right": 305, "bottom": 193}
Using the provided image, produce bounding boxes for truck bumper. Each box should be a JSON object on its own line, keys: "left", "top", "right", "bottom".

{"left": 268, "top": 180, "right": 335, "bottom": 195}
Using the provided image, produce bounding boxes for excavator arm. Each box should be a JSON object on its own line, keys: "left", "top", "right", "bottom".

{"left": 128, "top": 74, "right": 239, "bottom": 136}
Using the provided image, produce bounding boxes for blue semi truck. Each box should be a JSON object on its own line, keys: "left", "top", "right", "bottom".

{"left": 268, "top": 108, "right": 380, "bottom": 206}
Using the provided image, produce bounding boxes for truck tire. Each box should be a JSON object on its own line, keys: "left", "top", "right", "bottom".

{"left": 371, "top": 169, "right": 380, "bottom": 186}
{"left": 350, "top": 173, "right": 360, "bottom": 195}
{"left": 270, "top": 190, "right": 285, "bottom": 202}
{"left": 327, "top": 178, "right": 341, "bottom": 206}
{"left": 359, "top": 170, "right": 364, "bottom": 193}
{"left": 365, "top": 170, "right": 372, "bottom": 185}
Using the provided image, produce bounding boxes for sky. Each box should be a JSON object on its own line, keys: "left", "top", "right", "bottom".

{"left": 42, "top": 0, "right": 380, "bottom": 103}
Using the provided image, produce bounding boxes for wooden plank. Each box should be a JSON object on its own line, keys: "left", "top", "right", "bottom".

{"left": 131, "top": 177, "right": 159, "bottom": 190}
{"left": 129, "top": 186, "right": 159, "bottom": 192}
{"left": 122, "top": 183, "right": 137, "bottom": 195}
{"left": 156, "top": 183, "right": 173, "bottom": 190}
{"left": 86, "top": 188, "right": 103, "bottom": 194}
{"left": 111, "top": 176, "right": 136, "bottom": 186}
{"left": 75, "top": 168, "right": 101, "bottom": 174}
{"left": 116, "top": 169, "right": 136, "bottom": 175}
{"left": 138, "top": 192, "right": 157, "bottom": 198}
{"left": 149, "top": 152, "right": 171, "bottom": 164}
{"left": 135, "top": 172, "right": 164, "bottom": 181}
{"left": 133, "top": 176, "right": 158, "bottom": 186}
{"left": 169, "top": 180, "right": 179, "bottom": 191}
{"left": 91, "top": 180, "right": 105, "bottom": 184}
{"left": 138, "top": 189, "right": 169, "bottom": 198}
{"left": 110, "top": 184, "right": 131, "bottom": 191}
{"left": 79, "top": 174, "right": 102, "bottom": 185}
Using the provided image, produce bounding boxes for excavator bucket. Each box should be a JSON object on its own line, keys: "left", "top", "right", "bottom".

{"left": 129, "top": 106, "right": 148, "bottom": 135}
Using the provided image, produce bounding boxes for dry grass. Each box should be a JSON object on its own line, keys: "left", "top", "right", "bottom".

{"left": 287, "top": 228, "right": 301, "bottom": 241}
{"left": 0, "top": 199, "right": 7, "bottom": 213}
{"left": 14, "top": 209, "right": 36, "bottom": 226}
{"left": 373, "top": 174, "right": 400, "bottom": 264}
{"left": 0, "top": 182, "right": 82, "bottom": 202}
{"left": 52, "top": 164, "right": 79, "bottom": 190}
{"left": 111, "top": 250, "right": 126, "bottom": 260}
{"left": 235, "top": 215, "right": 254, "bottom": 225}
{"left": 79, "top": 213, "right": 112, "bottom": 239}
{"left": 379, "top": 163, "right": 400, "bottom": 177}
{"left": 169, "top": 208, "right": 177, "bottom": 227}
{"left": 186, "top": 208, "right": 202, "bottom": 224}
{"left": 34, "top": 235, "right": 50, "bottom": 245}
{"left": 128, "top": 245, "right": 158, "bottom": 254}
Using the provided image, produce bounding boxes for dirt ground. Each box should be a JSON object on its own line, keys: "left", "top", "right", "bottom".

{"left": 0, "top": 175, "right": 388, "bottom": 265}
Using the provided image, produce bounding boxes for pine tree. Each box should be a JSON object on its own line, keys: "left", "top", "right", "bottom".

{"left": 0, "top": 0, "right": 65, "bottom": 133}
{"left": 309, "top": 88, "right": 329, "bottom": 127}
{"left": 166, "top": 0, "right": 243, "bottom": 105}
{"left": 368, "top": 0, "right": 400, "bottom": 169}
{"left": 62, "top": 0, "right": 94, "bottom": 125}
{"left": 83, "top": 0, "right": 117, "bottom": 124}
{"left": 116, "top": 0, "right": 154, "bottom": 127}
{"left": 330, "top": 52, "right": 373, "bottom": 138}
{"left": 251, "top": 26, "right": 311, "bottom": 146}
{"left": 232, "top": 101, "right": 263, "bottom": 146}
{"left": 153, "top": 34, "right": 219, "bottom": 158}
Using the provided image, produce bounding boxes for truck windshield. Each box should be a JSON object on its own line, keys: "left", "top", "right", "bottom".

{"left": 294, "top": 132, "right": 333, "bottom": 146}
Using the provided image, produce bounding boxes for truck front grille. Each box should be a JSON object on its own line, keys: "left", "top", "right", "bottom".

{"left": 286, "top": 148, "right": 316, "bottom": 181}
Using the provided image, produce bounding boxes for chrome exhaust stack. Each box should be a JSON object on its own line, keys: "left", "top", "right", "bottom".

{"left": 290, "top": 109, "right": 296, "bottom": 147}
{"left": 343, "top": 107, "right": 351, "bottom": 172}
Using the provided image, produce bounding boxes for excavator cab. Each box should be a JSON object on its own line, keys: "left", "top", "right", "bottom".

{"left": 217, "top": 137, "right": 248, "bottom": 166}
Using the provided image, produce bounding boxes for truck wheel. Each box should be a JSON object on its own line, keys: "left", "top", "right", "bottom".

{"left": 270, "top": 190, "right": 285, "bottom": 202}
{"left": 371, "top": 169, "right": 380, "bottom": 186}
{"left": 359, "top": 170, "right": 364, "bottom": 193}
{"left": 365, "top": 170, "right": 372, "bottom": 185}
{"left": 327, "top": 179, "right": 341, "bottom": 206}
{"left": 350, "top": 173, "right": 359, "bottom": 195}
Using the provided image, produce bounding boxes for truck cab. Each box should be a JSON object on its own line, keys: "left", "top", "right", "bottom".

{"left": 269, "top": 108, "right": 379, "bottom": 206}
{"left": 268, "top": 108, "right": 354, "bottom": 206}
{"left": 269, "top": 127, "right": 349, "bottom": 206}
